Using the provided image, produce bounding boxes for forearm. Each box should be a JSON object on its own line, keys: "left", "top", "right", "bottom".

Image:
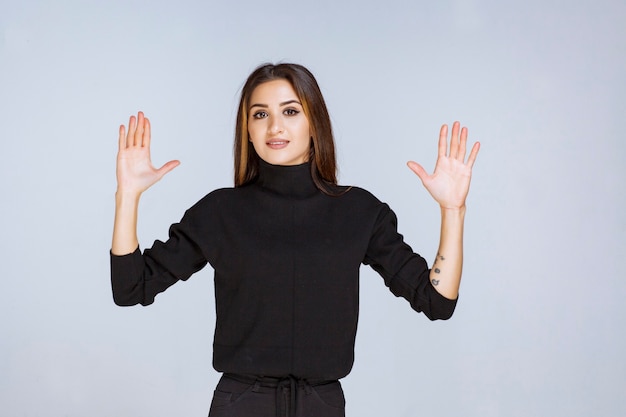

{"left": 111, "top": 191, "right": 141, "bottom": 255}
{"left": 430, "top": 206, "right": 466, "bottom": 299}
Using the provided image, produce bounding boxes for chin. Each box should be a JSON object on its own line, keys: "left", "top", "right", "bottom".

{"left": 261, "top": 155, "right": 308, "bottom": 166}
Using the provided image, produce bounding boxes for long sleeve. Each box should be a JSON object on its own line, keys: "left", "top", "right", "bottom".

{"left": 110, "top": 202, "right": 210, "bottom": 306}
{"left": 362, "top": 204, "right": 457, "bottom": 320}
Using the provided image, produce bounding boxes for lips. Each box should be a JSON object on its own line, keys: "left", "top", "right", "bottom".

{"left": 267, "top": 139, "right": 289, "bottom": 149}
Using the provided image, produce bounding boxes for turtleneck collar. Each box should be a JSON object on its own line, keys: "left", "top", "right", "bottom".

{"left": 255, "top": 160, "right": 318, "bottom": 198}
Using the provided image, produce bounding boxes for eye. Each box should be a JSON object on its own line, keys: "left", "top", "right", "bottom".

{"left": 252, "top": 111, "right": 268, "bottom": 119}
{"left": 284, "top": 108, "right": 300, "bottom": 116}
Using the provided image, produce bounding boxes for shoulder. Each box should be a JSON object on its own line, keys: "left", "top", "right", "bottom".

{"left": 331, "top": 185, "right": 392, "bottom": 222}
{"left": 183, "top": 186, "right": 243, "bottom": 215}
{"left": 341, "top": 185, "right": 377, "bottom": 199}
{"left": 174, "top": 187, "right": 249, "bottom": 231}
{"left": 337, "top": 185, "right": 386, "bottom": 206}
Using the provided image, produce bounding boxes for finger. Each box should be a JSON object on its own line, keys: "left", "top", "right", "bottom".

{"left": 458, "top": 126, "right": 468, "bottom": 162}
{"left": 466, "top": 142, "right": 480, "bottom": 168}
{"left": 449, "top": 121, "right": 460, "bottom": 159}
{"left": 143, "top": 117, "right": 151, "bottom": 148}
{"left": 118, "top": 124, "right": 126, "bottom": 150}
{"left": 127, "top": 115, "right": 137, "bottom": 147}
{"left": 438, "top": 124, "right": 448, "bottom": 158}
{"left": 134, "top": 111, "right": 144, "bottom": 147}
{"left": 156, "top": 160, "right": 181, "bottom": 179}
{"left": 407, "top": 161, "right": 429, "bottom": 184}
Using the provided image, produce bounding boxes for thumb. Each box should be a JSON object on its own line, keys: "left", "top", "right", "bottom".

{"left": 406, "top": 161, "right": 428, "bottom": 184}
{"left": 156, "top": 160, "right": 181, "bottom": 178}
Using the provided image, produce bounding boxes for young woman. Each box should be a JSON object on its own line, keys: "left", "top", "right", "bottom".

{"left": 111, "top": 63, "right": 479, "bottom": 417}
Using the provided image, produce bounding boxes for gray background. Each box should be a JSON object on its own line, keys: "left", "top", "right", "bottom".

{"left": 1, "top": 0, "right": 625, "bottom": 416}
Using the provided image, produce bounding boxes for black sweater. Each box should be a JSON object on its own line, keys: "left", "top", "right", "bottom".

{"left": 110, "top": 161, "right": 456, "bottom": 380}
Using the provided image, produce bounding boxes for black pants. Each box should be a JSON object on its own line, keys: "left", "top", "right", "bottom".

{"left": 208, "top": 373, "right": 346, "bottom": 417}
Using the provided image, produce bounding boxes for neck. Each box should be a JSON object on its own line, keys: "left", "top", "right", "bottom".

{"left": 255, "top": 160, "right": 318, "bottom": 198}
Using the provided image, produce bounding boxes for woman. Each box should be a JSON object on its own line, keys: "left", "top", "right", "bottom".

{"left": 111, "top": 63, "right": 479, "bottom": 417}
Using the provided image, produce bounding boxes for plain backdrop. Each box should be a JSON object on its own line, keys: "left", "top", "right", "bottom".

{"left": 1, "top": 1, "right": 625, "bottom": 416}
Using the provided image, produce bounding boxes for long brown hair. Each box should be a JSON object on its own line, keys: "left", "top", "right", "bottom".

{"left": 234, "top": 63, "right": 338, "bottom": 193}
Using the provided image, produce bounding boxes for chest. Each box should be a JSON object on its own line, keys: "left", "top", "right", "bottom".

{"left": 208, "top": 192, "right": 377, "bottom": 282}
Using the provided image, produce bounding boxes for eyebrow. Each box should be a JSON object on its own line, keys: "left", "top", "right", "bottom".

{"left": 248, "top": 99, "right": 302, "bottom": 110}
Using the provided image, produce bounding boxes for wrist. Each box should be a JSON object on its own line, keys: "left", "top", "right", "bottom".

{"left": 115, "top": 189, "right": 142, "bottom": 204}
{"left": 440, "top": 205, "right": 466, "bottom": 216}
{"left": 440, "top": 206, "right": 466, "bottom": 232}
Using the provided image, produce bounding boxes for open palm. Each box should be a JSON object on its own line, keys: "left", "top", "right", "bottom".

{"left": 116, "top": 112, "right": 180, "bottom": 195}
{"left": 407, "top": 122, "right": 480, "bottom": 209}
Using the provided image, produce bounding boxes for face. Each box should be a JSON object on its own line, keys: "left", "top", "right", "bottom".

{"left": 247, "top": 79, "right": 311, "bottom": 166}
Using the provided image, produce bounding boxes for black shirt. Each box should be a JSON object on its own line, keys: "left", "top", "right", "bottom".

{"left": 110, "top": 161, "right": 456, "bottom": 380}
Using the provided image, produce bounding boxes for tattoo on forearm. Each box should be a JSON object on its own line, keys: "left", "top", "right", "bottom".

{"left": 432, "top": 253, "right": 443, "bottom": 286}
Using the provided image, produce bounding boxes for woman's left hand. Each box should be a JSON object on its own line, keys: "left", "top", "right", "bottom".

{"left": 407, "top": 121, "right": 480, "bottom": 210}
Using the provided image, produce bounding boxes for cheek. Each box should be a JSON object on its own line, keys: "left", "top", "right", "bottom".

{"left": 247, "top": 123, "right": 258, "bottom": 141}
{"left": 297, "top": 121, "right": 311, "bottom": 139}
{"left": 248, "top": 119, "right": 269, "bottom": 140}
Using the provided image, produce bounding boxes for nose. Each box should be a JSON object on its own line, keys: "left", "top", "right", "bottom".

{"left": 268, "top": 116, "right": 284, "bottom": 135}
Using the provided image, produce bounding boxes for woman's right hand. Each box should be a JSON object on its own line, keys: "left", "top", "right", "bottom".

{"left": 116, "top": 111, "right": 180, "bottom": 196}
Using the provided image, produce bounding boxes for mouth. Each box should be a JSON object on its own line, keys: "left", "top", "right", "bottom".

{"left": 266, "top": 139, "right": 289, "bottom": 149}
